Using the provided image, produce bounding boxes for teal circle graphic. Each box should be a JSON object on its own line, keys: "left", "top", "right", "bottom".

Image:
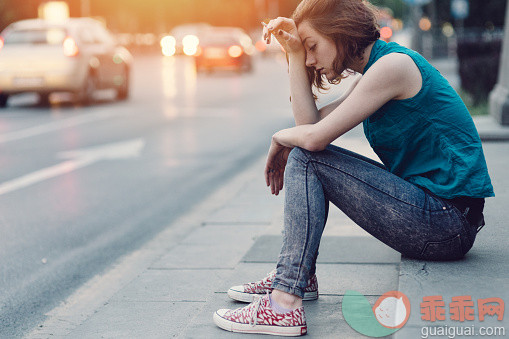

{"left": 342, "top": 290, "right": 402, "bottom": 337}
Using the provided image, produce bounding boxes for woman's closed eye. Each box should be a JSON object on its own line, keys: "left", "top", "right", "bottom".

{"left": 309, "top": 44, "right": 316, "bottom": 52}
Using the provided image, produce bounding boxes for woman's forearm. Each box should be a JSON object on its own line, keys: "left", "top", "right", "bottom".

{"left": 288, "top": 53, "right": 320, "bottom": 125}
{"left": 318, "top": 75, "right": 361, "bottom": 120}
{"left": 273, "top": 124, "right": 320, "bottom": 152}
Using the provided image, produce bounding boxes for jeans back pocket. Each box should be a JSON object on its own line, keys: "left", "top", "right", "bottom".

{"left": 420, "top": 234, "right": 464, "bottom": 261}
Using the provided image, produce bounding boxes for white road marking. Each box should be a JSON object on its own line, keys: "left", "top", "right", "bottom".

{"left": 0, "top": 110, "right": 120, "bottom": 144}
{"left": 0, "top": 138, "right": 145, "bottom": 196}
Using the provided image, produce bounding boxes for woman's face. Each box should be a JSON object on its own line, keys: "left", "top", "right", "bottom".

{"left": 297, "top": 20, "right": 338, "bottom": 81}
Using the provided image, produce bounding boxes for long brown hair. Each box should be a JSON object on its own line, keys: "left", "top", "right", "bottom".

{"left": 292, "top": 0, "right": 380, "bottom": 93}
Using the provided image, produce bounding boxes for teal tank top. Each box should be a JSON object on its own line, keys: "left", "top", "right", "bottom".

{"left": 362, "top": 40, "right": 494, "bottom": 199}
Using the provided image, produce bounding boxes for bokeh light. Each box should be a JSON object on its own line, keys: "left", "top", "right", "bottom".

{"left": 228, "top": 45, "right": 243, "bottom": 58}
{"left": 419, "top": 17, "right": 432, "bottom": 31}
{"left": 160, "top": 35, "right": 176, "bottom": 57}
{"left": 380, "top": 26, "right": 393, "bottom": 41}
{"left": 62, "top": 36, "right": 79, "bottom": 57}
{"left": 38, "top": 1, "right": 69, "bottom": 22}
{"left": 182, "top": 35, "right": 199, "bottom": 56}
{"left": 442, "top": 23, "right": 455, "bottom": 37}
{"left": 391, "top": 19, "right": 403, "bottom": 31}
{"left": 255, "top": 40, "right": 266, "bottom": 52}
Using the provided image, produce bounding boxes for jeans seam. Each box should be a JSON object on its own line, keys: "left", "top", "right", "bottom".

{"left": 297, "top": 153, "right": 327, "bottom": 281}
{"left": 450, "top": 204, "right": 477, "bottom": 248}
{"left": 326, "top": 144, "right": 387, "bottom": 170}
{"left": 309, "top": 158, "right": 423, "bottom": 210}
{"left": 293, "top": 161, "right": 312, "bottom": 293}
{"left": 306, "top": 145, "right": 386, "bottom": 171}
{"left": 426, "top": 191, "right": 450, "bottom": 211}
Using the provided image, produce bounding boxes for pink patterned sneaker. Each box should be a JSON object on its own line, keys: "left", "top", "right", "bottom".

{"left": 227, "top": 269, "right": 318, "bottom": 302}
{"left": 213, "top": 293, "right": 307, "bottom": 336}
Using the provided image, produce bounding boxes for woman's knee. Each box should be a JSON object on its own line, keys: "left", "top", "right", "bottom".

{"left": 288, "top": 147, "right": 309, "bottom": 159}
{"left": 287, "top": 147, "right": 311, "bottom": 168}
{"left": 284, "top": 148, "right": 314, "bottom": 187}
{"left": 288, "top": 146, "right": 332, "bottom": 164}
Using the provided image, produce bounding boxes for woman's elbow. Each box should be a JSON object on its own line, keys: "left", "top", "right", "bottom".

{"left": 306, "top": 142, "right": 327, "bottom": 152}
{"left": 302, "top": 131, "right": 327, "bottom": 152}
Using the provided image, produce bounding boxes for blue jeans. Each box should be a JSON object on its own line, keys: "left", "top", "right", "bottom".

{"left": 272, "top": 145, "right": 478, "bottom": 298}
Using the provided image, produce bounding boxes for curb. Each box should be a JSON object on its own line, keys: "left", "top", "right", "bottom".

{"left": 474, "top": 116, "right": 509, "bottom": 142}
{"left": 480, "top": 134, "right": 509, "bottom": 142}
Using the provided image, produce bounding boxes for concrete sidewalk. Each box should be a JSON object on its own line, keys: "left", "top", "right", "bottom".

{"left": 27, "top": 119, "right": 509, "bottom": 338}
{"left": 396, "top": 116, "right": 509, "bottom": 338}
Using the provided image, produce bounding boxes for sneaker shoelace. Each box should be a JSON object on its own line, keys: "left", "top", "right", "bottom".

{"left": 245, "top": 269, "right": 275, "bottom": 291}
{"left": 248, "top": 293, "right": 268, "bottom": 326}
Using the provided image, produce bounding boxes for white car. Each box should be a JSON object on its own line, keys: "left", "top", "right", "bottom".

{"left": 0, "top": 18, "right": 133, "bottom": 107}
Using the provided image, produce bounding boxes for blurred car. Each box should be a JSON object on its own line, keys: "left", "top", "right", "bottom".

{"left": 254, "top": 37, "right": 285, "bottom": 57}
{"left": 0, "top": 18, "right": 133, "bottom": 107}
{"left": 194, "top": 27, "right": 254, "bottom": 73}
{"left": 167, "top": 23, "right": 211, "bottom": 56}
{"left": 250, "top": 26, "right": 285, "bottom": 57}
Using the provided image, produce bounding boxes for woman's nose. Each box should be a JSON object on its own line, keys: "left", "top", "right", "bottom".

{"left": 305, "top": 54, "right": 316, "bottom": 68}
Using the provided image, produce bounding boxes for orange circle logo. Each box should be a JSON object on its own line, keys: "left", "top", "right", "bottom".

{"left": 372, "top": 291, "right": 411, "bottom": 329}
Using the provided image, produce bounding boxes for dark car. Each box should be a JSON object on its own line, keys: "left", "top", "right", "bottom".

{"left": 194, "top": 27, "right": 254, "bottom": 73}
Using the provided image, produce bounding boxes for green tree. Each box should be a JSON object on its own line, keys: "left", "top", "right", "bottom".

{"left": 369, "top": 0, "right": 408, "bottom": 19}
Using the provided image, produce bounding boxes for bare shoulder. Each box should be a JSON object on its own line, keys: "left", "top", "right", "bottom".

{"left": 364, "top": 53, "right": 422, "bottom": 100}
{"left": 367, "top": 53, "right": 419, "bottom": 77}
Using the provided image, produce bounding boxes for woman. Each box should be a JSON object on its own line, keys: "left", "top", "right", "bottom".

{"left": 213, "top": 0, "right": 494, "bottom": 336}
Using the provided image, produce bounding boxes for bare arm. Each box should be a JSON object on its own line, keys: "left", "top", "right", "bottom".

{"left": 272, "top": 53, "right": 422, "bottom": 151}
{"left": 317, "top": 75, "right": 361, "bottom": 120}
{"left": 288, "top": 53, "right": 320, "bottom": 125}
{"left": 264, "top": 18, "right": 362, "bottom": 125}
{"left": 263, "top": 18, "right": 319, "bottom": 125}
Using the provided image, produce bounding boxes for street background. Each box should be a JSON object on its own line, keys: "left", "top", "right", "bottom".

{"left": 1, "top": 0, "right": 508, "bottom": 337}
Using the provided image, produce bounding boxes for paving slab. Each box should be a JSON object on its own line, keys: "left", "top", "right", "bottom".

{"left": 204, "top": 204, "right": 276, "bottom": 225}
{"left": 110, "top": 268, "right": 233, "bottom": 303}
{"left": 314, "top": 263, "right": 399, "bottom": 296}
{"left": 68, "top": 301, "right": 204, "bottom": 339}
{"left": 397, "top": 260, "right": 509, "bottom": 327}
{"left": 181, "top": 292, "right": 394, "bottom": 338}
{"left": 321, "top": 223, "right": 374, "bottom": 237}
{"left": 219, "top": 195, "right": 276, "bottom": 208}
{"left": 241, "top": 235, "right": 400, "bottom": 264}
{"left": 233, "top": 181, "right": 278, "bottom": 199}
{"left": 216, "top": 262, "right": 399, "bottom": 297}
{"left": 202, "top": 171, "right": 284, "bottom": 225}
{"left": 396, "top": 142, "right": 509, "bottom": 338}
{"left": 150, "top": 225, "right": 266, "bottom": 269}
{"left": 149, "top": 241, "right": 248, "bottom": 269}
{"left": 180, "top": 225, "right": 267, "bottom": 245}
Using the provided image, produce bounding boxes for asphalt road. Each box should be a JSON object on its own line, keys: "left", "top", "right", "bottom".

{"left": 0, "top": 53, "right": 294, "bottom": 336}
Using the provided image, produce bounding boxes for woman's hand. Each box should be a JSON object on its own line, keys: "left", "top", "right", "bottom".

{"left": 262, "top": 17, "right": 304, "bottom": 56}
{"left": 265, "top": 137, "right": 292, "bottom": 196}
